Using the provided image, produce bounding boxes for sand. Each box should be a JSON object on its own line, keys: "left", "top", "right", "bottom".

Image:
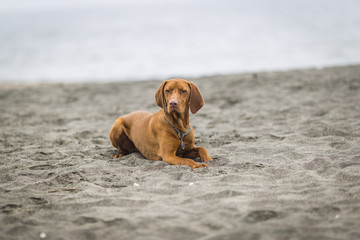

{"left": 1, "top": 65, "right": 360, "bottom": 240}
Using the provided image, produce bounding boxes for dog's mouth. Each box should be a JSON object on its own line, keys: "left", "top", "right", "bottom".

{"left": 169, "top": 106, "right": 179, "bottom": 113}
{"left": 168, "top": 104, "right": 183, "bottom": 114}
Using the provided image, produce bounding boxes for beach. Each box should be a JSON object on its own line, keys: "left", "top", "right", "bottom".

{"left": 1, "top": 65, "right": 360, "bottom": 239}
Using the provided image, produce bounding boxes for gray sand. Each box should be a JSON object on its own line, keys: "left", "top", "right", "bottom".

{"left": 1, "top": 65, "right": 360, "bottom": 240}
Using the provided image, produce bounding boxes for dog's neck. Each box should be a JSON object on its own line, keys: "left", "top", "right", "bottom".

{"left": 164, "top": 110, "right": 190, "bottom": 133}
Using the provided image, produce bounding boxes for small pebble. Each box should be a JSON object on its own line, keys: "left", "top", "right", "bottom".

{"left": 189, "top": 182, "right": 194, "bottom": 186}
{"left": 134, "top": 183, "right": 140, "bottom": 187}
{"left": 335, "top": 214, "right": 340, "bottom": 219}
{"left": 40, "top": 232, "right": 46, "bottom": 239}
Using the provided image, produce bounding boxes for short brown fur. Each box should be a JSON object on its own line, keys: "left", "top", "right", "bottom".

{"left": 109, "top": 78, "right": 212, "bottom": 169}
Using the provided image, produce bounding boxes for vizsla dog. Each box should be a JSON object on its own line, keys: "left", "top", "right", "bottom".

{"left": 109, "top": 78, "right": 212, "bottom": 169}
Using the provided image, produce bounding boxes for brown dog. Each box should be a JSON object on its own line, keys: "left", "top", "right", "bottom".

{"left": 109, "top": 78, "right": 212, "bottom": 169}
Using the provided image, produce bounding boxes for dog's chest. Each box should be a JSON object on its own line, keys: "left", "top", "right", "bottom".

{"left": 175, "top": 134, "right": 194, "bottom": 154}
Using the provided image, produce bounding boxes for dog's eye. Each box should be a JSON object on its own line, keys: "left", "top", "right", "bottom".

{"left": 165, "top": 89, "right": 171, "bottom": 93}
{"left": 181, "top": 90, "right": 187, "bottom": 93}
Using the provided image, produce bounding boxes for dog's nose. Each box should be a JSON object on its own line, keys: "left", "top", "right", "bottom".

{"left": 169, "top": 99, "right": 178, "bottom": 107}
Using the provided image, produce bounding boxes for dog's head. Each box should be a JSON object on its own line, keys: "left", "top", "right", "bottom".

{"left": 155, "top": 78, "right": 204, "bottom": 114}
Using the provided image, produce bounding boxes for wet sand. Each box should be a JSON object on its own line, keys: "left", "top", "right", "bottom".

{"left": 1, "top": 65, "right": 360, "bottom": 239}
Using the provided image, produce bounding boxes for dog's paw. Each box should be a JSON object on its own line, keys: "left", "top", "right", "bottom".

{"left": 113, "top": 153, "right": 125, "bottom": 159}
{"left": 202, "top": 156, "right": 213, "bottom": 162}
{"left": 191, "top": 162, "right": 208, "bottom": 169}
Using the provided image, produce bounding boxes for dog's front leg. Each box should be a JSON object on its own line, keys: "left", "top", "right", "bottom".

{"left": 183, "top": 146, "right": 213, "bottom": 162}
{"left": 162, "top": 154, "right": 207, "bottom": 169}
{"left": 159, "top": 140, "right": 207, "bottom": 169}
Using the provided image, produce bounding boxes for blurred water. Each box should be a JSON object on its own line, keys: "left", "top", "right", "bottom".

{"left": 1, "top": 0, "right": 360, "bottom": 82}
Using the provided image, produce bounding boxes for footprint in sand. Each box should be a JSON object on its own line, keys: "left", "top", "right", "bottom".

{"left": 1, "top": 204, "right": 22, "bottom": 214}
{"left": 29, "top": 164, "right": 52, "bottom": 170}
{"left": 73, "top": 216, "right": 99, "bottom": 224}
{"left": 303, "top": 158, "right": 330, "bottom": 170}
{"left": 244, "top": 210, "right": 278, "bottom": 223}
{"left": 329, "top": 141, "right": 350, "bottom": 150}
{"left": 29, "top": 197, "right": 48, "bottom": 205}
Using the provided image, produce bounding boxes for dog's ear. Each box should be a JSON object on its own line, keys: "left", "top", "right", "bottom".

{"left": 155, "top": 80, "right": 168, "bottom": 108}
{"left": 188, "top": 82, "right": 204, "bottom": 114}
